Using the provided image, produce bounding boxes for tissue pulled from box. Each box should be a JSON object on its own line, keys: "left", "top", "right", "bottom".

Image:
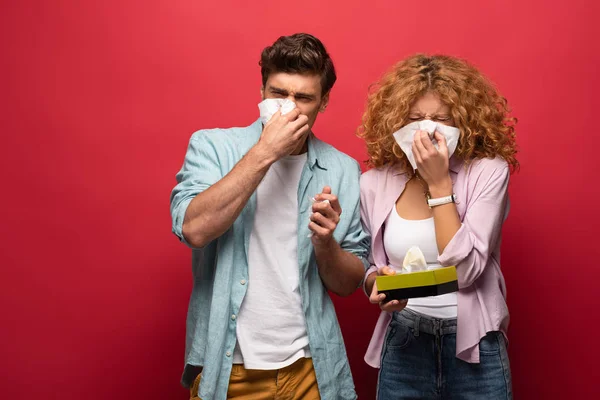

{"left": 402, "top": 246, "right": 428, "bottom": 273}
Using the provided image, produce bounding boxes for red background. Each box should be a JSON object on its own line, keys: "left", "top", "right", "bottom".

{"left": 2, "top": 0, "right": 599, "bottom": 398}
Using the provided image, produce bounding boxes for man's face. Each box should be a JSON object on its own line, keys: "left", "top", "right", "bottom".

{"left": 261, "top": 72, "right": 329, "bottom": 130}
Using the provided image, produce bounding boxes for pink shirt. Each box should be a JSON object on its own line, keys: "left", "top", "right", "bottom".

{"left": 360, "top": 156, "right": 511, "bottom": 367}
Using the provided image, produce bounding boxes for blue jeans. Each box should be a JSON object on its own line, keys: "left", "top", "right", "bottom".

{"left": 378, "top": 309, "right": 512, "bottom": 400}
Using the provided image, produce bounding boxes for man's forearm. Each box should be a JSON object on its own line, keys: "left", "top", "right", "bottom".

{"left": 182, "top": 145, "right": 274, "bottom": 248}
{"left": 314, "top": 240, "right": 365, "bottom": 296}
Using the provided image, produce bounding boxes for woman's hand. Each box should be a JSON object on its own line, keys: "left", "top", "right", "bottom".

{"left": 412, "top": 130, "right": 452, "bottom": 194}
{"left": 369, "top": 266, "right": 408, "bottom": 312}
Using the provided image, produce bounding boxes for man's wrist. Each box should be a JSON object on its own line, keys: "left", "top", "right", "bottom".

{"left": 248, "top": 144, "right": 277, "bottom": 170}
{"left": 313, "top": 237, "right": 337, "bottom": 254}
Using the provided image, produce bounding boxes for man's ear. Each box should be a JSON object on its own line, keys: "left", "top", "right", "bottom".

{"left": 319, "top": 92, "right": 330, "bottom": 112}
{"left": 260, "top": 87, "right": 265, "bottom": 100}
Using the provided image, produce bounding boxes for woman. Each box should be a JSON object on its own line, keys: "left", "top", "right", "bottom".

{"left": 358, "top": 54, "right": 518, "bottom": 399}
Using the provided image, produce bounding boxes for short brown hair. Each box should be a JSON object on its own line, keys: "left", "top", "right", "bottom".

{"left": 260, "top": 33, "right": 337, "bottom": 95}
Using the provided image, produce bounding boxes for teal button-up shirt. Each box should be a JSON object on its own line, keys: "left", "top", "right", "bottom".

{"left": 170, "top": 119, "right": 370, "bottom": 400}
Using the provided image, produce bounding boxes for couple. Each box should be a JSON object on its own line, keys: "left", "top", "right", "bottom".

{"left": 170, "top": 33, "right": 518, "bottom": 400}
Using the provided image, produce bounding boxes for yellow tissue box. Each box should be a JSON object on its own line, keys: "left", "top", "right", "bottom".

{"left": 376, "top": 266, "right": 459, "bottom": 303}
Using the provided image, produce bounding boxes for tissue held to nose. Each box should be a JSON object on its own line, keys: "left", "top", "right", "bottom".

{"left": 258, "top": 98, "right": 297, "bottom": 124}
{"left": 392, "top": 120, "right": 460, "bottom": 170}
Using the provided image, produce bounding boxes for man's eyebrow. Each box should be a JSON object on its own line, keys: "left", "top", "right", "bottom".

{"left": 268, "top": 85, "right": 316, "bottom": 99}
{"left": 268, "top": 86, "right": 288, "bottom": 94}
{"left": 293, "top": 92, "right": 316, "bottom": 99}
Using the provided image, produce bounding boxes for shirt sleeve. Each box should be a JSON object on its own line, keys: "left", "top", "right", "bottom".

{"left": 338, "top": 162, "right": 371, "bottom": 285}
{"left": 437, "top": 163, "right": 510, "bottom": 288}
{"left": 359, "top": 171, "right": 378, "bottom": 296}
{"left": 169, "top": 131, "right": 223, "bottom": 248}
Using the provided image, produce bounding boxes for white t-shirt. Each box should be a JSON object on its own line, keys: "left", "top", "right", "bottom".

{"left": 233, "top": 153, "right": 311, "bottom": 369}
{"left": 383, "top": 207, "right": 458, "bottom": 319}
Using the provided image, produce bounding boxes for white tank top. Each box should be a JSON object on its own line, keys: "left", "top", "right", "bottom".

{"left": 383, "top": 207, "right": 457, "bottom": 319}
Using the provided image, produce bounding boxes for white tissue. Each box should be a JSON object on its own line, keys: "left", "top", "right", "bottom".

{"left": 402, "top": 246, "right": 428, "bottom": 273}
{"left": 392, "top": 120, "right": 460, "bottom": 170}
{"left": 258, "top": 98, "right": 296, "bottom": 124}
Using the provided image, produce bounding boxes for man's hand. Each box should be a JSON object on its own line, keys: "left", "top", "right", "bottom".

{"left": 368, "top": 267, "right": 408, "bottom": 312}
{"left": 309, "top": 186, "right": 342, "bottom": 248}
{"left": 310, "top": 185, "right": 365, "bottom": 297}
{"left": 255, "top": 108, "right": 310, "bottom": 163}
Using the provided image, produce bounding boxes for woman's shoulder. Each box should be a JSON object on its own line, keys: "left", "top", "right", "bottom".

{"left": 468, "top": 157, "right": 510, "bottom": 176}
{"left": 360, "top": 164, "right": 397, "bottom": 185}
{"left": 470, "top": 156, "right": 509, "bottom": 171}
{"left": 464, "top": 157, "right": 510, "bottom": 187}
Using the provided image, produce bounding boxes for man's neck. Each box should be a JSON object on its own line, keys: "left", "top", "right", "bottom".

{"left": 290, "top": 137, "right": 309, "bottom": 155}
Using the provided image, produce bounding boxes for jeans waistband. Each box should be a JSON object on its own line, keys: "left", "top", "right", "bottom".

{"left": 393, "top": 308, "right": 457, "bottom": 336}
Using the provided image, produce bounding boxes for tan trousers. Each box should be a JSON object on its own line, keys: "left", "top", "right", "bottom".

{"left": 190, "top": 357, "right": 320, "bottom": 400}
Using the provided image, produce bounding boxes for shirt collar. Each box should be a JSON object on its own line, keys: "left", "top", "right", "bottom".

{"left": 306, "top": 132, "right": 327, "bottom": 171}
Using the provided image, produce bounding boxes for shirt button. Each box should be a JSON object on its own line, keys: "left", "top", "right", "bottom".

{"left": 226, "top": 351, "right": 231, "bottom": 357}
{"left": 231, "top": 314, "right": 237, "bottom": 321}
{"left": 240, "top": 279, "right": 247, "bottom": 285}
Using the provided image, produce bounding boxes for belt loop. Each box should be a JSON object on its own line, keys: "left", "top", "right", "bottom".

{"left": 433, "top": 319, "right": 441, "bottom": 336}
{"left": 413, "top": 313, "right": 420, "bottom": 337}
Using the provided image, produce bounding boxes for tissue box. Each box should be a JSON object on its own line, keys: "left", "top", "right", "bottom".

{"left": 376, "top": 266, "right": 459, "bottom": 303}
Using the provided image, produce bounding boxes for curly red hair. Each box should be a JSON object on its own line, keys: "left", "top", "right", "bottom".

{"left": 357, "top": 54, "right": 518, "bottom": 174}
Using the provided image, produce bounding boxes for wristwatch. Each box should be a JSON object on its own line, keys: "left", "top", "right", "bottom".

{"left": 427, "top": 194, "right": 457, "bottom": 208}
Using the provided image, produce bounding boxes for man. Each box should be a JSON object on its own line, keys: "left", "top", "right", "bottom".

{"left": 170, "top": 33, "right": 369, "bottom": 400}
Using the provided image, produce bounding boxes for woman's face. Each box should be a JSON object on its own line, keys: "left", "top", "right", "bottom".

{"left": 407, "top": 92, "right": 454, "bottom": 126}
